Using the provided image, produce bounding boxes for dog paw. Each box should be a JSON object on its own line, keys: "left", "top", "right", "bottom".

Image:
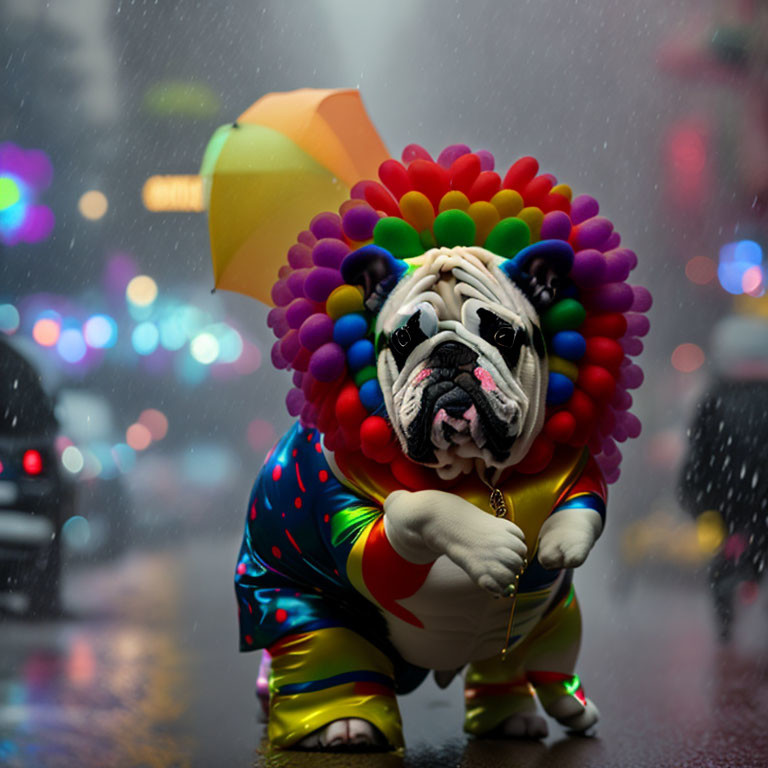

{"left": 549, "top": 696, "right": 600, "bottom": 733}
{"left": 537, "top": 535, "right": 593, "bottom": 570}
{"left": 498, "top": 712, "right": 549, "bottom": 739}
{"left": 296, "top": 718, "right": 388, "bottom": 751}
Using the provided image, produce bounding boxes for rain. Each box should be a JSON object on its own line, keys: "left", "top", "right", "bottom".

{"left": 1, "top": 0, "right": 767, "bottom": 766}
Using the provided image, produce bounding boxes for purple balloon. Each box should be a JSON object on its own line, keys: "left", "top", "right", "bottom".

{"left": 270, "top": 280, "right": 293, "bottom": 307}
{"left": 286, "top": 388, "right": 306, "bottom": 417}
{"left": 583, "top": 282, "right": 634, "bottom": 313}
{"left": 437, "top": 144, "right": 472, "bottom": 169}
{"left": 612, "top": 424, "right": 628, "bottom": 443}
{"left": 540, "top": 211, "right": 572, "bottom": 241}
{"left": 292, "top": 370, "right": 304, "bottom": 387}
{"left": 279, "top": 330, "right": 302, "bottom": 363}
{"left": 620, "top": 412, "right": 642, "bottom": 439}
{"left": 297, "top": 230, "right": 317, "bottom": 248}
{"left": 570, "top": 195, "right": 599, "bottom": 225}
{"left": 278, "top": 265, "right": 292, "bottom": 280}
{"left": 288, "top": 243, "right": 314, "bottom": 269}
{"left": 601, "top": 437, "right": 620, "bottom": 458}
{"left": 620, "top": 363, "right": 644, "bottom": 389}
{"left": 621, "top": 337, "right": 643, "bottom": 356}
{"left": 611, "top": 386, "right": 633, "bottom": 410}
{"left": 309, "top": 342, "right": 346, "bottom": 382}
{"left": 286, "top": 268, "right": 311, "bottom": 299}
{"left": 603, "top": 249, "right": 634, "bottom": 283}
{"left": 267, "top": 308, "right": 290, "bottom": 338}
{"left": 630, "top": 285, "right": 652, "bottom": 312}
{"left": 304, "top": 267, "right": 344, "bottom": 303}
{"left": 571, "top": 249, "right": 606, "bottom": 285}
{"left": 625, "top": 313, "right": 650, "bottom": 338}
{"left": 299, "top": 313, "right": 334, "bottom": 351}
{"left": 286, "top": 298, "right": 316, "bottom": 330}
{"left": 602, "top": 231, "right": 621, "bottom": 251}
{"left": 310, "top": 212, "right": 343, "bottom": 241}
{"left": 342, "top": 205, "right": 380, "bottom": 241}
{"left": 572, "top": 217, "right": 613, "bottom": 251}
{"left": 604, "top": 466, "right": 621, "bottom": 484}
{"left": 312, "top": 238, "right": 350, "bottom": 268}
{"left": 401, "top": 144, "right": 433, "bottom": 164}
{"left": 475, "top": 150, "right": 495, "bottom": 171}
{"left": 300, "top": 401, "right": 319, "bottom": 428}
{"left": 271, "top": 343, "right": 289, "bottom": 370}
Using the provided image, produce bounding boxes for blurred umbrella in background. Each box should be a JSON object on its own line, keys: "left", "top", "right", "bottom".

{"left": 201, "top": 88, "right": 389, "bottom": 304}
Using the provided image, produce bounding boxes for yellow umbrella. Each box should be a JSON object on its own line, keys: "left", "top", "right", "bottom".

{"left": 202, "top": 88, "right": 389, "bottom": 305}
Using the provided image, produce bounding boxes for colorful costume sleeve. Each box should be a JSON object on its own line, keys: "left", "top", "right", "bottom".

{"left": 235, "top": 424, "right": 388, "bottom": 652}
{"left": 518, "top": 455, "right": 607, "bottom": 594}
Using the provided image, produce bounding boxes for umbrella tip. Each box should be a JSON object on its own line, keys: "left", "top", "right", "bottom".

{"left": 211, "top": 287, "right": 216, "bottom": 294}
{"left": 232, "top": 121, "right": 240, "bottom": 129}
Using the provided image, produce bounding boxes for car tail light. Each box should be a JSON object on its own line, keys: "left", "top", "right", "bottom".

{"left": 23, "top": 449, "right": 43, "bottom": 476}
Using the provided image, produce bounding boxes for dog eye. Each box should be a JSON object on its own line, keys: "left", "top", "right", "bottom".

{"left": 493, "top": 326, "right": 518, "bottom": 349}
{"left": 392, "top": 326, "right": 412, "bottom": 351}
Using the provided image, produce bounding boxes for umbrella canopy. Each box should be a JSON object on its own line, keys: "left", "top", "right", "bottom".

{"left": 203, "top": 88, "right": 389, "bottom": 305}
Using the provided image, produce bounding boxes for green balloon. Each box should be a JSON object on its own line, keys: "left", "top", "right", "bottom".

{"left": 433, "top": 209, "right": 476, "bottom": 248}
{"left": 484, "top": 217, "right": 530, "bottom": 258}
{"left": 542, "top": 298, "right": 586, "bottom": 335}
{"left": 419, "top": 229, "right": 437, "bottom": 251}
{"left": 373, "top": 217, "right": 423, "bottom": 259}
{"left": 353, "top": 365, "right": 378, "bottom": 387}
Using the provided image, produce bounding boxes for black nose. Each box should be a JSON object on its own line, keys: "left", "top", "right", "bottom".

{"left": 435, "top": 388, "right": 474, "bottom": 418}
{"left": 432, "top": 342, "right": 477, "bottom": 367}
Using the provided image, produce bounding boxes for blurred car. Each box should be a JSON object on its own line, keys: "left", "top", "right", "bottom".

{"left": 55, "top": 389, "right": 132, "bottom": 561}
{"left": 0, "top": 338, "right": 72, "bottom": 615}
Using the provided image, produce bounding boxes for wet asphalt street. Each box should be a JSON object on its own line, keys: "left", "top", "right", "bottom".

{"left": 1, "top": 534, "right": 767, "bottom": 768}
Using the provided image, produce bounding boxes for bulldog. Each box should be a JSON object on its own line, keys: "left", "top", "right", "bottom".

{"left": 236, "top": 238, "right": 609, "bottom": 751}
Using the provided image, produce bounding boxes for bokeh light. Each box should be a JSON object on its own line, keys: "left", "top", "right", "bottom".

{"left": 139, "top": 408, "right": 168, "bottom": 440}
{"left": 126, "top": 423, "right": 152, "bottom": 451}
{"left": 62, "top": 516, "right": 91, "bottom": 549}
{"left": 57, "top": 328, "right": 87, "bottom": 363}
{"left": 685, "top": 256, "right": 716, "bottom": 286}
{"left": 190, "top": 332, "right": 219, "bottom": 364}
{"left": 83, "top": 314, "right": 117, "bottom": 348}
{"left": 247, "top": 419, "right": 277, "bottom": 452}
{"left": 126, "top": 275, "right": 158, "bottom": 307}
{"left": 78, "top": 190, "right": 108, "bottom": 220}
{"left": 742, "top": 265, "right": 764, "bottom": 297}
{"left": 671, "top": 342, "right": 705, "bottom": 373}
{"left": 0, "top": 176, "right": 20, "bottom": 209}
{"left": 0, "top": 303, "right": 20, "bottom": 334}
{"left": 32, "top": 315, "right": 61, "bottom": 346}
{"left": 718, "top": 240, "right": 763, "bottom": 295}
{"left": 159, "top": 313, "right": 187, "bottom": 350}
{"left": 215, "top": 324, "right": 243, "bottom": 363}
{"left": 131, "top": 322, "right": 159, "bottom": 355}
{"left": 112, "top": 443, "right": 136, "bottom": 473}
{"left": 62, "top": 445, "right": 85, "bottom": 474}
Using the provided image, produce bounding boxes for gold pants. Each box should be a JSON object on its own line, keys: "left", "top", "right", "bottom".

{"left": 464, "top": 586, "right": 588, "bottom": 735}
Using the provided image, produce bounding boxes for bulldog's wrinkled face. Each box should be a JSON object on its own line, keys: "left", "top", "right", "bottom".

{"left": 376, "top": 246, "right": 548, "bottom": 480}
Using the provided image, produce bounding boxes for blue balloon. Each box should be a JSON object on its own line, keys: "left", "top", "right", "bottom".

{"left": 333, "top": 313, "right": 368, "bottom": 347}
{"left": 546, "top": 372, "right": 575, "bottom": 405}
{"left": 359, "top": 379, "right": 383, "bottom": 411}
{"left": 347, "top": 339, "right": 375, "bottom": 371}
{"left": 551, "top": 330, "right": 586, "bottom": 361}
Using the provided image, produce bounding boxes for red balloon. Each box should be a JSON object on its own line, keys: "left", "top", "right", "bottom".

{"left": 378, "top": 159, "right": 413, "bottom": 200}
{"left": 578, "top": 365, "right": 616, "bottom": 402}
{"left": 580, "top": 313, "right": 628, "bottom": 339}
{"left": 468, "top": 171, "right": 501, "bottom": 202}
{"left": 545, "top": 411, "right": 576, "bottom": 442}
{"left": 449, "top": 153, "right": 482, "bottom": 193}
{"left": 515, "top": 435, "right": 554, "bottom": 474}
{"left": 502, "top": 156, "right": 539, "bottom": 191}
{"left": 584, "top": 337, "right": 624, "bottom": 373}
{"left": 364, "top": 182, "right": 400, "bottom": 217}
{"left": 335, "top": 383, "right": 368, "bottom": 429}
{"left": 407, "top": 159, "right": 450, "bottom": 210}
{"left": 521, "top": 175, "right": 553, "bottom": 207}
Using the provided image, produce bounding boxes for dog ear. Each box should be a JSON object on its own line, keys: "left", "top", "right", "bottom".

{"left": 499, "top": 240, "right": 574, "bottom": 311}
{"left": 340, "top": 245, "right": 407, "bottom": 309}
